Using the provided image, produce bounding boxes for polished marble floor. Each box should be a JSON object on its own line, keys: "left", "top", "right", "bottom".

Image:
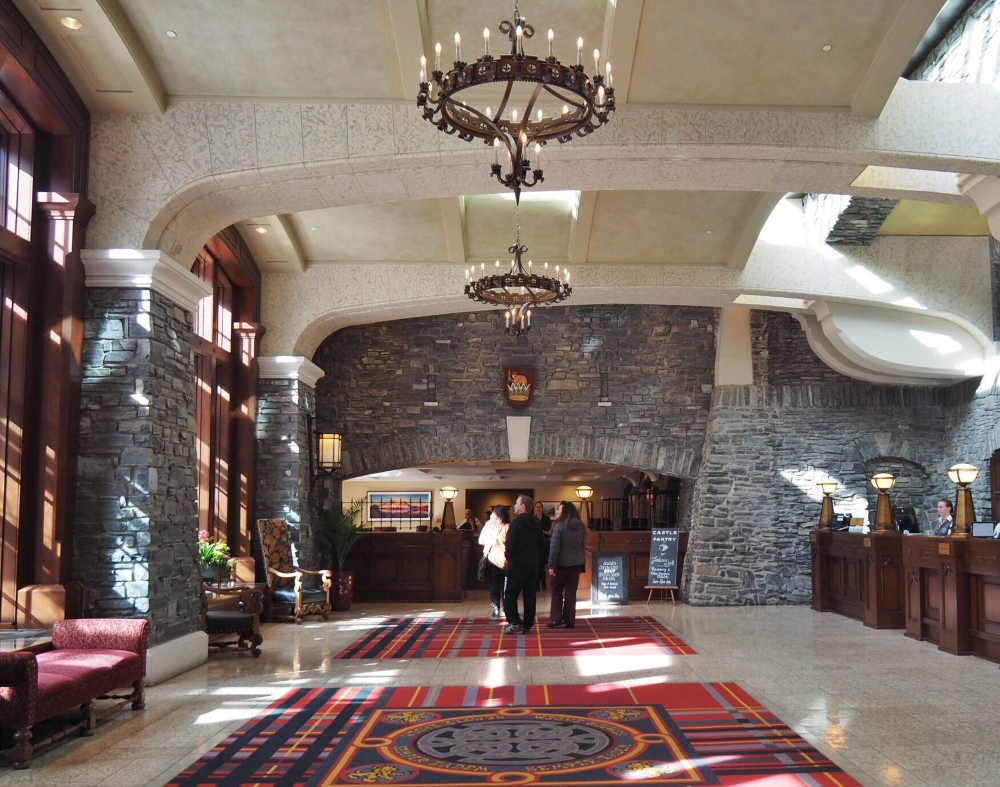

{"left": 2, "top": 595, "right": 998, "bottom": 787}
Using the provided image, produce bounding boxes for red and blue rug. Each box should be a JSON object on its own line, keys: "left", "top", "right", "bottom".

{"left": 334, "top": 616, "right": 695, "bottom": 659}
{"left": 165, "top": 682, "right": 861, "bottom": 786}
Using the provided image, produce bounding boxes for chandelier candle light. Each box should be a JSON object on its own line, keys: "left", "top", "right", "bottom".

{"left": 464, "top": 205, "right": 571, "bottom": 337}
{"left": 418, "top": 0, "right": 615, "bottom": 203}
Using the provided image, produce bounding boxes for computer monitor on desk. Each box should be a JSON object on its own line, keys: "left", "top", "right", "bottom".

{"left": 971, "top": 521, "right": 996, "bottom": 538}
{"left": 895, "top": 507, "right": 920, "bottom": 534}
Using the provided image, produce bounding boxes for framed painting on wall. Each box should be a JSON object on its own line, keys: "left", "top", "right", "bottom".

{"left": 538, "top": 501, "right": 560, "bottom": 518}
{"left": 366, "top": 492, "right": 433, "bottom": 525}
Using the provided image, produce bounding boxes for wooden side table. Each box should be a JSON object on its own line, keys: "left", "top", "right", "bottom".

{"left": 202, "top": 583, "right": 265, "bottom": 657}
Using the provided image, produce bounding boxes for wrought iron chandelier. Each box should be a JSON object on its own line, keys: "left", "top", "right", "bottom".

{"left": 464, "top": 205, "right": 571, "bottom": 337}
{"left": 418, "top": 0, "right": 615, "bottom": 202}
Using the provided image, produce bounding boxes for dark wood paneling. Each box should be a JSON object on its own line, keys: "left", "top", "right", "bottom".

{"left": 811, "top": 531, "right": 904, "bottom": 629}
{"left": 191, "top": 234, "right": 262, "bottom": 557}
{"left": 580, "top": 530, "right": 689, "bottom": 601}
{"left": 345, "top": 531, "right": 468, "bottom": 602}
{"left": 902, "top": 537, "right": 973, "bottom": 656}
{"left": 0, "top": 0, "right": 90, "bottom": 622}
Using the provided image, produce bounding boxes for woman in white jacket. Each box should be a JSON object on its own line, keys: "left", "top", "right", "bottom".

{"left": 478, "top": 505, "right": 510, "bottom": 619}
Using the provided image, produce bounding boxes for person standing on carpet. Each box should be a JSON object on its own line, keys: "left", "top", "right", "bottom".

{"left": 503, "top": 494, "right": 543, "bottom": 634}
{"left": 547, "top": 501, "right": 587, "bottom": 629}
{"left": 478, "top": 505, "right": 510, "bottom": 619}
{"left": 533, "top": 501, "right": 552, "bottom": 592}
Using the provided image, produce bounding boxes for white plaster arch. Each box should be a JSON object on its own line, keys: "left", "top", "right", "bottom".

{"left": 87, "top": 79, "right": 1000, "bottom": 262}
{"left": 265, "top": 234, "right": 992, "bottom": 359}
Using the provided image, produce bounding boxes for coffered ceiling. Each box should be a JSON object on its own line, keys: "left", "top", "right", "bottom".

{"left": 15, "top": 0, "right": 945, "bottom": 114}
{"left": 236, "top": 190, "right": 783, "bottom": 273}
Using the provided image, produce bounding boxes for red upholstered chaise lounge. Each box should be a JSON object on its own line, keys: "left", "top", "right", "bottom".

{"left": 0, "top": 618, "right": 149, "bottom": 768}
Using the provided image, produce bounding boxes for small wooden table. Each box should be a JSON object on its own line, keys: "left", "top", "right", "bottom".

{"left": 202, "top": 583, "right": 265, "bottom": 657}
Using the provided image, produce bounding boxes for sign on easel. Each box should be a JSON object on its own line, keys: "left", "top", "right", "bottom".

{"left": 645, "top": 528, "right": 680, "bottom": 604}
{"left": 591, "top": 552, "right": 628, "bottom": 605}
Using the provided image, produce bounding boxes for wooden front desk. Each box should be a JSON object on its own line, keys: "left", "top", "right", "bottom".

{"left": 902, "top": 536, "right": 1000, "bottom": 662}
{"left": 810, "top": 530, "right": 904, "bottom": 629}
{"left": 344, "top": 531, "right": 469, "bottom": 603}
{"left": 579, "top": 530, "right": 689, "bottom": 601}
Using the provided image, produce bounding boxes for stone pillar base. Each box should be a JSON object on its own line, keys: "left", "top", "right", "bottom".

{"left": 146, "top": 630, "right": 209, "bottom": 686}
{"left": 16, "top": 584, "right": 78, "bottom": 628}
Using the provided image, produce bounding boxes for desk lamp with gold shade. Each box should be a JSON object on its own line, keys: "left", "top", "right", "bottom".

{"left": 870, "top": 472, "right": 896, "bottom": 532}
{"left": 440, "top": 486, "right": 459, "bottom": 529}
{"left": 575, "top": 485, "right": 594, "bottom": 525}
{"left": 947, "top": 462, "right": 979, "bottom": 537}
{"left": 817, "top": 481, "right": 838, "bottom": 529}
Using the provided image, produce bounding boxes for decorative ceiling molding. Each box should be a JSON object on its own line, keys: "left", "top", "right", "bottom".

{"left": 851, "top": 0, "right": 948, "bottom": 116}
{"left": 569, "top": 191, "right": 598, "bottom": 265}
{"left": 442, "top": 197, "right": 467, "bottom": 264}
{"left": 602, "top": 0, "right": 643, "bottom": 104}
{"left": 726, "top": 193, "right": 783, "bottom": 270}
{"left": 275, "top": 215, "right": 307, "bottom": 273}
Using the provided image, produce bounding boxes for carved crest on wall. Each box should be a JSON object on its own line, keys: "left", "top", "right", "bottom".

{"left": 504, "top": 365, "right": 535, "bottom": 410}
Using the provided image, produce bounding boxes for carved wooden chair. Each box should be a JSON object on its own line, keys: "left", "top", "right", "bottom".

{"left": 255, "top": 518, "right": 332, "bottom": 623}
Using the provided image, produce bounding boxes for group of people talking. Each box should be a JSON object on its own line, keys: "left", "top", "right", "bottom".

{"left": 477, "top": 494, "right": 587, "bottom": 634}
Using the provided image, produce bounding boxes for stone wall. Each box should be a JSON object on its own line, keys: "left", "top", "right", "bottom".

{"left": 309, "top": 306, "right": 998, "bottom": 605}
{"left": 255, "top": 378, "right": 318, "bottom": 564}
{"left": 684, "top": 311, "right": 993, "bottom": 605}
{"left": 74, "top": 289, "right": 201, "bottom": 645}
{"left": 313, "top": 305, "right": 718, "bottom": 480}
{"left": 910, "top": 0, "right": 999, "bottom": 86}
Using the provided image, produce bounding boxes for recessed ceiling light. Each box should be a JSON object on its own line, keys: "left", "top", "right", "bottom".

{"left": 705, "top": 230, "right": 713, "bottom": 235}
{"left": 822, "top": 44, "right": 832, "bottom": 51}
{"left": 310, "top": 227, "right": 317, "bottom": 231}
{"left": 60, "top": 16, "right": 83, "bottom": 30}
{"left": 165, "top": 30, "right": 177, "bottom": 38}
{"left": 254, "top": 227, "right": 268, "bottom": 234}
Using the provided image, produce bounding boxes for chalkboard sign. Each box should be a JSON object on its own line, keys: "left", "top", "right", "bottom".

{"left": 591, "top": 552, "right": 628, "bottom": 606}
{"left": 647, "top": 529, "right": 680, "bottom": 588}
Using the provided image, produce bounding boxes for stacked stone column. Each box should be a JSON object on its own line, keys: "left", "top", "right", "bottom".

{"left": 256, "top": 357, "right": 325, "bottom": 567}
{"left": 74, "top": 251, "right": 210, "bottom": 678}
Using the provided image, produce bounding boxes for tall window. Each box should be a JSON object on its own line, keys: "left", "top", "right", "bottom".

{"left": 191, "top": 231, "right": 261, "bottom": 555}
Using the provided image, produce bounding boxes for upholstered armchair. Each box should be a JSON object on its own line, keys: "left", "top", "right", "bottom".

{"left": 202, "top": 584, "right": 264, "bottom": 656}
{"left": 255, "top": 518, "right": 332, "bottom": 623}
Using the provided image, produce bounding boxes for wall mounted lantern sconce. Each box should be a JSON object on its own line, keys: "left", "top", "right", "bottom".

{"left": 309, "top": 415, "right": 343, "bottom": 487}
{"left": 870, "top": 472, "right": 896, "bottom": 532}
{"left": 440, "top": 486, "right": 459, "bottom": 529}
{"left": 817, "top": 481, "right": 838, "bottom": 529}
{"left": 575, "top": 484, "right": 594, "bottom": 525}
{"left": 947, "top": 462, "right": 979, "bottom": 537}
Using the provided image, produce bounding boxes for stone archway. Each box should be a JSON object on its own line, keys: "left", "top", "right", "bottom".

{"left": 85, "top": 80, "right": 1000, "bottom": 260}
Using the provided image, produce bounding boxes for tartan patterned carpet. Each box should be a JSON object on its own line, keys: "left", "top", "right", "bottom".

{"left": 165, "top": 683, "right": 862, "bottom": 786}
{"left": 334, "top": 616, "right": 696, "bottom": 659}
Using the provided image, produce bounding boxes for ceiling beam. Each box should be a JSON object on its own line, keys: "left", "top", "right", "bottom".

{"left": 726, "top": 193, "right": 783, "bottom": 270}
{"left": 442, "top": 197, "right": 468, "bottom": 264}
{"left": 387, "top": 0, "right": 429, "bottom": 100}
{"left": 276, "top": 215, "right": 307, "bottom": 273}
{"left": 601, "top": 0, "right": 644, "bottom": 104}
{"left": 569, "top": 191, "right": 598, "bottom": 265}
{"left": 851, "top": 0, "right": 946, "bottom": 116}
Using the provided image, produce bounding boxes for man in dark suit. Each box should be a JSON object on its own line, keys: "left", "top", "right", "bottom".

{"left": 502, "top": 494, "right": 543, "bottom": 634}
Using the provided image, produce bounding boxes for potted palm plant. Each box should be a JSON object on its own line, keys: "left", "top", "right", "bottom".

{"left": 316, "top": 499, "right": 365, "bottom": 611}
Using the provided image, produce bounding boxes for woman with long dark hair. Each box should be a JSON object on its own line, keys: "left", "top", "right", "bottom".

{"left": 546, "top": 500, "right": 587, "bottom": 628}
{"left": 478, "top": 504, "right": 510, "bottom": 618}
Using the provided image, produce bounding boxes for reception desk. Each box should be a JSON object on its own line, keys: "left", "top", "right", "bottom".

{"left": 902, "top": 536, "right": 1000, "bottom": 662}
{"left": 579, "top": 530, "right": 689, "bottom": 601}
{"left": 344, "top": 531, "right": 469, "bottom": 603}
{"left": 810, "top": 530, "right": 905, "bottom": 629}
